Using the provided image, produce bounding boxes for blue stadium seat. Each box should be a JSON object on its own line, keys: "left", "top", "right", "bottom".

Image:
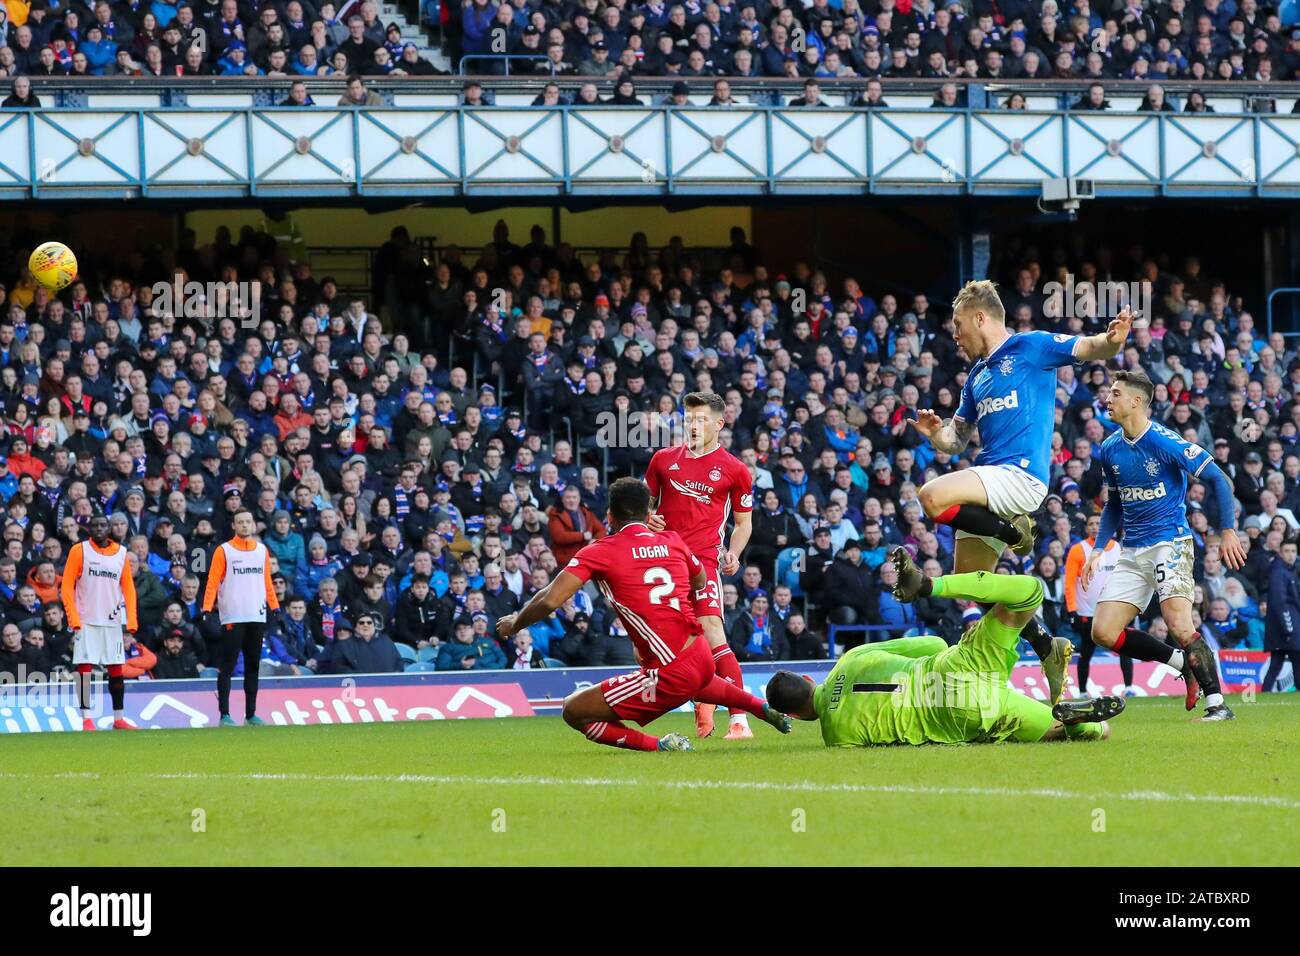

{"left": 776, "top": 547, "right": 805, "bottom": 598}
{"left": 405, "top": 662, "right": 437, "bottom": 673}
{"left": 395, "top": 643, "right": 417, "bottom": 663}
{"left": 416, "top": 646, "right": 438, "bottom": 663}
{"left": 543, "top": 657, "right": 565, "bottom": 668}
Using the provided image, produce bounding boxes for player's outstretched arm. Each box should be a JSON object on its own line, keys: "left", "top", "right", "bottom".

{"left": 1073, "top": 305, "right": 1134, "bottom": 360}
{"left": 498, "top": 570, "right": 583, "bottom": 638}
{"left": 907, "top": 410, "right": 973, "bottom": 454}
{"left": 1200, "top": 462, "right": 1247, "bottom": 569}
{"left": 865, "top": 635, "right": 948, "bottom": 659}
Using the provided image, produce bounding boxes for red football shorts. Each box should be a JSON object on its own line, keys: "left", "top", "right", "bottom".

{"left": 691, "top": 556, "right": 724, "bottom": 622}
{"left": 600, "top": 636, "right": 714, "bottom": 726}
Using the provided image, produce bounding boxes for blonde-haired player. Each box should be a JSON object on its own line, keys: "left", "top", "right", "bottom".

{"left": 907, "top": 279, "right": 1133, "bottom": 704}
{"left": 61, "top": 514, "right": 139, "bottom": 731}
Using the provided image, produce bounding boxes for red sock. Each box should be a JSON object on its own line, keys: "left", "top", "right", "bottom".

{"left": 582, "top": 720, "right": 659, "bottom": 752}
{"left": 696, "top": 675, "right": 767, "bottom": 718}
{"left": 710, "top": 645, "right": 746, "bottom": 717}
{"left": 1113, "top": 630, "right": 1128, "bottom": 651}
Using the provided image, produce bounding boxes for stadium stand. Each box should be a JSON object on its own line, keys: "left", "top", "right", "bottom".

{"left": 0, "top": 214, "right": 1297, "bottom": 685}
{"left": 1, "top": 0, "right": 1299, "bottom": 686}
{"left": 439, "top": 0, "right": 1300, "bottom": 85}
{"left": 0, "top": 0, "right": 446, "bottom": 80}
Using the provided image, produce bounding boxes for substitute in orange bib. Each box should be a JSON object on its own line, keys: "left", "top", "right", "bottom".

{"left": 1064, "top": 512, "right": 1132, "bottom": 697}
{"left": 60, "top": 514, "right": 139, "bottom": 731}
{"left": 202, "top": 509, "right": 280, "bottom": 727}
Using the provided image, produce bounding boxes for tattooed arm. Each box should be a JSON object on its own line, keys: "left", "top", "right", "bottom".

{"left": 907, "top": 410, "right": 974, "bottom": 454}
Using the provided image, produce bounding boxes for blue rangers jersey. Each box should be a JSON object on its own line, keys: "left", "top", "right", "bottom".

{"left": 954, "top": 330, "right": 1081, "bottom": 487}
{"left": 1098, "top": 421, "right": 1213, "bottom": 548}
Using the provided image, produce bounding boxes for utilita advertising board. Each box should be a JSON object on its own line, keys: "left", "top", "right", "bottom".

{"left": 0, "top": 656, "right": 1260, "bottom": 733}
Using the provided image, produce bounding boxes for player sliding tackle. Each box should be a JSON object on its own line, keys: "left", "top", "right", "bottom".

{"left": 766, "top": 546, "right": 1123, "bottom": 746}
{"left": 498, "top": 477, "right": 792, "bottom": 753}
{"left": 908, "top": 280, "right": 1134, "bottom": 705}
{"left": 1083, "top": 369, "right": 1244, "bottom": 721}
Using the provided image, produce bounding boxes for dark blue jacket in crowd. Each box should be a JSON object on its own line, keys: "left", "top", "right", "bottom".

{"left": 1266, "top": 556, "right": 1300, "bottom": 651}
{"left": 878, "top": 591, "right": 918, "bottom": 636}
{"left": 326, "top": 634, "right": 404, "bottom": 674}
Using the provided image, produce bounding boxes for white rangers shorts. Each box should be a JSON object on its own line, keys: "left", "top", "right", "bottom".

{"left": 957, "top": 464, "right": 1049, "bottom": 556}
{"left": 1099, "top": 536, "right": 1196, "bottom": 609}
{"left": 72, "top": 623, "right": 126, "bottom": 666}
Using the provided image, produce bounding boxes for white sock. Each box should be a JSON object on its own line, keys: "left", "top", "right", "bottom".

{"left": 730, "top": 713, "right": 749, "bottom": 727}
{"left": 1168, "top": 649, "right": 1185, "bottom": 671}
{"left": 81, "top": 710, "right": 92, "bottom": 720}
{"left": 113, "top": 709, "right": 124, "bottom": 720}
{"left": 1206, "top": 693, "right": 1224, "bottom": 708}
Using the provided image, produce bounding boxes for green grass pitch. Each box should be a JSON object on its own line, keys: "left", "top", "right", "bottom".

{"left": 4, "top": 694, "right": 1296, "bottom": 867}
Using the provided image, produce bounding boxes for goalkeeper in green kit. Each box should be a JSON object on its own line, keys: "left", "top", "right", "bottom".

{"left": 766, "top": 547, "right": 1125, "bottom": 747}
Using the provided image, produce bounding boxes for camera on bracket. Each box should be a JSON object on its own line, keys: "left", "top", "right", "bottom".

{"left": 1039, "top": 177, "right": 1095, "bottom": 216}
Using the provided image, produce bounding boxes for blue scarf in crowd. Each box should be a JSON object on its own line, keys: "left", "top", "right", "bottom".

{"left": 746, "top": 613, "right": 771, "bottom": 656}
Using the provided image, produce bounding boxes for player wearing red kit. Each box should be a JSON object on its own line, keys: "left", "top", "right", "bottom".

{"left": 645, "top": 391, "right": 754, "bottom": 740}
{"left": 497, "top": 477, "right": 792, "bottom": 752}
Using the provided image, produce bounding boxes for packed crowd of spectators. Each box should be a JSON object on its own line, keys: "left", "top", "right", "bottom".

{"left": 441, "top": 0, "right": 1300, "bottom": 83}
{"left": 0, "top": 215, "right": 1296, "bottom": 687}
{"left": 4, "top": 0, "right": 1300, "bottom": 92}
{"left": 0, "top": 0, "right": 444, "bottom": 81}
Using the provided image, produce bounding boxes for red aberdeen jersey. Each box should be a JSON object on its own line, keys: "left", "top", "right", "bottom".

{"left": 564, "top": 523, "right": 704, "bottom": 668}
{"left": 644, "top": 444, "right": 753, "bottom": 563}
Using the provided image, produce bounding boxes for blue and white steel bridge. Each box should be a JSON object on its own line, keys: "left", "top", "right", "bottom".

{"left": 5, "top": 78, "right": 1300, "bottom": 200}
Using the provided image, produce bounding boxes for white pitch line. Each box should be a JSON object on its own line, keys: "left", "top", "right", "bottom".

{"left": 2, "top": 770, "right": 1297, "bottom": 810}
